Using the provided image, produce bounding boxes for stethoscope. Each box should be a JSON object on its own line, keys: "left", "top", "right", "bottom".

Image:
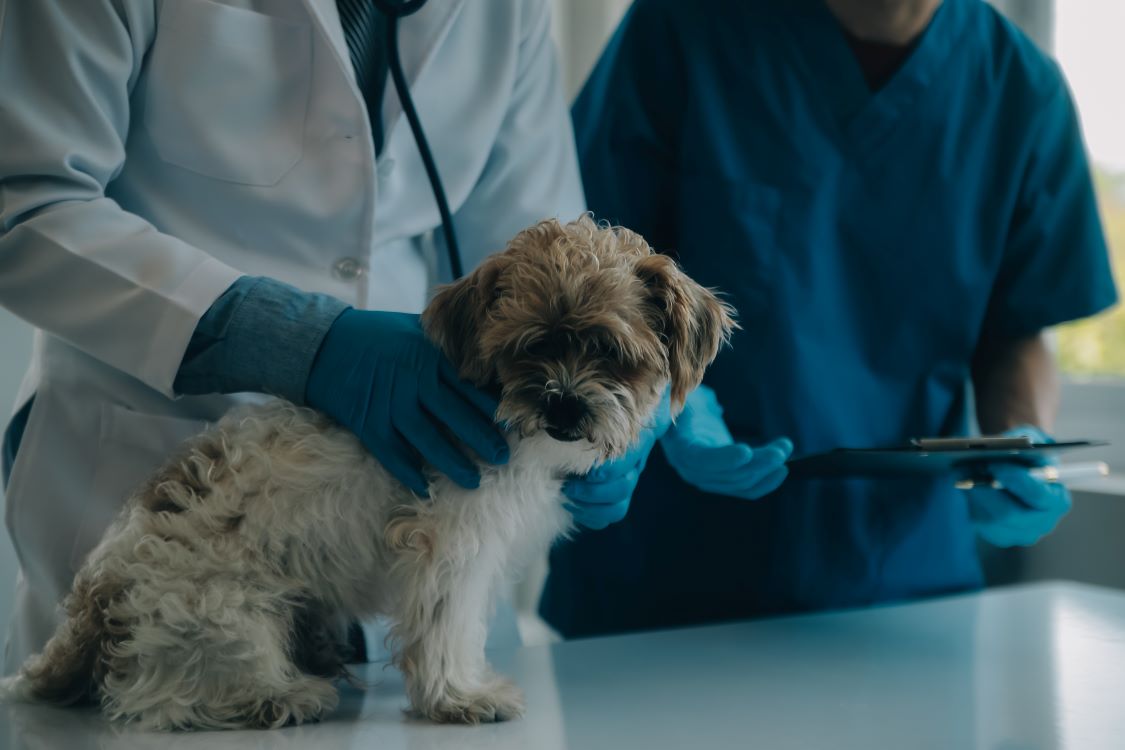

{"left": 371, "top": 0, "right": 464, "bottom": 279}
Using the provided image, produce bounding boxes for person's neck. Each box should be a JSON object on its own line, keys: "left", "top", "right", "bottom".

{"left": 824, "top": 0, "right": 942, "bottom": 45}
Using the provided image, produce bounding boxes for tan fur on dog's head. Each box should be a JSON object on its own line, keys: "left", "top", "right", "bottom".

{"left": 423, "top": 216, "right": 735, "bottom": 459}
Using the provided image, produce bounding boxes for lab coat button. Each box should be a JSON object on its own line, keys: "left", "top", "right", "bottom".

{"left": 332, "top": 257, "right": 365, "bottom": 281}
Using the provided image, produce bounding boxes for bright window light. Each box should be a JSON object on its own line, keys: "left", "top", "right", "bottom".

{"left": 1053, "top": 1, "right": 1125, "bottom": 378}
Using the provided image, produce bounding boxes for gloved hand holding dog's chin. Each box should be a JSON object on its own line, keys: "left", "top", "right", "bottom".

{"left": 562, "top": 390, "right": 673, "bottom": 530}
{"left": 965, "top": 425, "right": 1072, "bottom": 548}
{"left": 660, "top": 385, "right": 792, "bottom": 500}
{"left": 305, "top": 309, "right": 509, "bottom": 497}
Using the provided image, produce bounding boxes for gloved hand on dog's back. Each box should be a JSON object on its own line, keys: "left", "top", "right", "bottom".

{"left": 660, "top": 385, "right": 792, "bottom": 500}
{"left": 306, "top": 309, "right": 510, "bottom": 497}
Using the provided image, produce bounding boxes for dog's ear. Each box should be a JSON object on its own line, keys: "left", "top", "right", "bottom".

{"left": 634, "top": 254, "right": 736, "bottom": 411}
{"left": 422, "top": 256, "right": 504, "bottom": 384}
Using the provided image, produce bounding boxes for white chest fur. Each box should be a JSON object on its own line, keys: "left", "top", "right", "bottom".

{"left": 387, "top": 431, "right": 591, "bottom": 597}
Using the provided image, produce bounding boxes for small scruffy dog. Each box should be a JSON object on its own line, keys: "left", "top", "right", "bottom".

{"left": 1, "top": 217, "right": 734, "bottom": 730}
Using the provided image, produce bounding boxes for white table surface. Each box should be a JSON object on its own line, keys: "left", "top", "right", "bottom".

{"left": 4, "top": 581, "right": 1125, "bottom": 749}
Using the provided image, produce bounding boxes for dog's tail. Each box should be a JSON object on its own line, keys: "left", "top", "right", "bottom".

{"left": 0, "top": 573, "right": 111, "bottom": 706}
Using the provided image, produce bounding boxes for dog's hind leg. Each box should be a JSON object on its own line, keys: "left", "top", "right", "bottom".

{"left": 214, "top": 617, "right": 342, "bottom": 731}
{"left": 2, "top": 567, "right": 120, "bottom": 706}
{"left": 98, "top": 578, "right": 340, "bottom": 730}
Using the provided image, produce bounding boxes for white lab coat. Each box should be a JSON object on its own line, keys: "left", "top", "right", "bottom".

{"left": 0, "top": 0, "right": 585, "bottom": 672}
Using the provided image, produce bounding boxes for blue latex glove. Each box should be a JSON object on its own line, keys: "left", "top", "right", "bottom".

{"left": 562, "top": 390, "right": 673, "bottom": 530}
{"left": 965, "top": 425, "right": 1072, "bottom": 548}
{"left": 306, "top": 310, "right": 509, "bottom": 496}
{"left": 660, "top": 385, "right": 793, "bottom": 499}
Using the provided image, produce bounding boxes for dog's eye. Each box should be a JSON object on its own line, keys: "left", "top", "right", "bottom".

{"left": 589, "top": 338, "right": 622, "bottom": 361}
{"left": 526, "top": 337, "right": 560, "bottom": 359}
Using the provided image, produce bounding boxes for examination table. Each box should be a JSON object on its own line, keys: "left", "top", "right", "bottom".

{"left": 3, "top": 581, "right": 1123, "bottom": 749}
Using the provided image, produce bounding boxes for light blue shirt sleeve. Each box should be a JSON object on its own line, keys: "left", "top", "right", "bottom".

{"left": 173, "top": 276, "right": 349, "bottom": 403}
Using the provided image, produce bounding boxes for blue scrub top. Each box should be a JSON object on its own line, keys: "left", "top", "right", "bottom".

{"left": 541, "top": 0, "right": 1117, "bottom": 637}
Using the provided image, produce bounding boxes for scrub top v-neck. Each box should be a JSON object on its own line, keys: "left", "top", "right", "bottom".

{"left": 541, "top": 0, "right": 1116, "bottom": 638}
{"left": 786, "top": 0, "right": 964, "bottom": 150}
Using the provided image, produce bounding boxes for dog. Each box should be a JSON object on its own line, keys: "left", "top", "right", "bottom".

{"left": 0, "top": 216, "right": 735, "bottom": 730}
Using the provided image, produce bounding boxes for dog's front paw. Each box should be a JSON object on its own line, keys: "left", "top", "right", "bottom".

{"left": 420, "top": 677, "right": 525, "bottom": 724}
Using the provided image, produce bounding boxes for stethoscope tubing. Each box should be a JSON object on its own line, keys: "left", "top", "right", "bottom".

{"left": 372, "top": 0, "right": 463, "bottom": 279}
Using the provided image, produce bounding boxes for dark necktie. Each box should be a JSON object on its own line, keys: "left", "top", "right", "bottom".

{"left": 336, "top": 0, "right": 389, "bottom": 154}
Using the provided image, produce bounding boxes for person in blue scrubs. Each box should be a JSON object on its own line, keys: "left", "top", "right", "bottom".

{"left": 541, "top": 0, "right": 1118, "bottom": 637}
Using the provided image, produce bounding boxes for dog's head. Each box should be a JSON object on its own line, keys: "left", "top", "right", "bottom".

{"left": 423, "top": 216, "right": 736, "bottom": 461}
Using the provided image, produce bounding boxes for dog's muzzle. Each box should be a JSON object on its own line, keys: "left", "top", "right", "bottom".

{"left": 541, "top": 393, "right": 587, "bottom": 442}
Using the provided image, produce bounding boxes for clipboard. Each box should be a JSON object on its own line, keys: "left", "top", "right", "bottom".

{"left": 785, "top": 439, "right": 1108, "bottom": 480}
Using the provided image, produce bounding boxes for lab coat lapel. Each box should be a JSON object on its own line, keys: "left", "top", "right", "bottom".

{"left": 379, "top": 0, "right": 466, "bottom": 139}
{"left": 302, "top": 0, "right": 358, "bottom": 84}
{"left": 300, "top": 0, "right": 465, "bottom": 137}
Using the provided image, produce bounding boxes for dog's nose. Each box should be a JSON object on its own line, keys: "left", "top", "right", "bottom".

{"left": 542, "top": 393, "right": 587, "bottom": 442}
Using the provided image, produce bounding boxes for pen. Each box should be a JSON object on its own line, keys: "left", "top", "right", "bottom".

{"left": 954, "top": 461, "right": 1110, "bottom": 491}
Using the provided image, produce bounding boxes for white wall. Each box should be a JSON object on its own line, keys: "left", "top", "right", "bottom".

{"left": 550, "top": 0, "right": 631, "bottom": 101}
{"left": 990, "top": 0, "right": 1055, "bottom": 50}
{"left": 0, "top": 312, "right": 32, "bottom": 641}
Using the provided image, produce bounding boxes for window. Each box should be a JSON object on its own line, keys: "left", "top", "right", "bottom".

{"left": 1054, "top": 2, "right": 1125, "bottom": 379}
{"left": 1046, "top": 2, "right": 1125, "bottom": 488}
{"left": 953, "top": 2, "right": 1125, "bottom": 494}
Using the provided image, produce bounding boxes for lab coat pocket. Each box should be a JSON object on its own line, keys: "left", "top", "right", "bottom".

{"left": 144, "top": 0, "right": 312, "bottom": 186}
{"left": 678, "top": 176, "right": 784, "bottom": 318}
{"left": 69, "top": 405, "right": 210, "bottom": 572}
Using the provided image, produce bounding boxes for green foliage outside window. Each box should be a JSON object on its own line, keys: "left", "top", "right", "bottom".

{"left": 1055, "top": 167, "right": 1125, "bottom": 376}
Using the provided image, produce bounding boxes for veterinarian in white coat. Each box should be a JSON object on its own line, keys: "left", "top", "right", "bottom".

{"left": 0, "top": 0, "right": 584, "bottom": 672}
